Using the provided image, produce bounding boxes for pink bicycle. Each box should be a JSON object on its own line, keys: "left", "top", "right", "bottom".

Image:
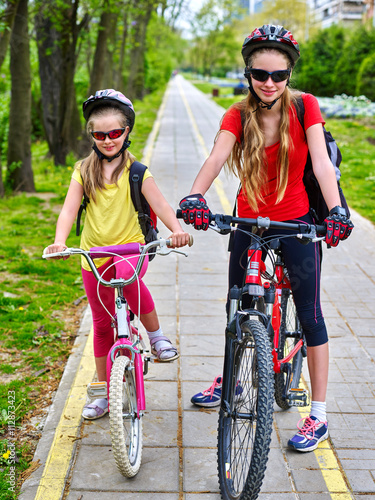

{"left": 43, "top": 238, "right": 192, "bottom": 477}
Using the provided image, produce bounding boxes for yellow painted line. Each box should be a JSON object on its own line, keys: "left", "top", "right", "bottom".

{"left": 298, "top": 377, "right": 351, "bottom": 498}
{"left": 34, "top": 327, "right": 95, "bottom": 500}
{"left": 176, "top": 78, "right": 232, "bottom": 215}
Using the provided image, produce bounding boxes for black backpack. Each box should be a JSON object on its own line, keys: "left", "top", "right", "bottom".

{"left": 295, "top": 95, "right": 350, "bottom": 224}
{"left": 76, "top": 160, "right": 159, "bottom": 261}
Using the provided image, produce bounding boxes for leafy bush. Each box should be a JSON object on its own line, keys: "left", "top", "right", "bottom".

{"left": 356, "top": 52, "right": 375, "bottom": 101}
{"left": 334, "top": 26, "right": 375, "bottom": 96}
{"left": 294, "top": 25, "right": 346, "bottom": 96}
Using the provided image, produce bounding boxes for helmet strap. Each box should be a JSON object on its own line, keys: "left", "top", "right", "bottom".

{"left": 247, "top": 79, "right": 285, "bottom": 112}
{"left": 92, "top": 137, "right": 131, "bottom": 162}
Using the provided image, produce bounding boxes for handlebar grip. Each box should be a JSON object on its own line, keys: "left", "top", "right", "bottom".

{"left": 176, "top": 209, "right": 182, "bottom": 219}
{"left": 166, "top": 234, "right": 194, "bottom": 247}
{"left": 316, "top": 224, "right": 327, "bottom": 236}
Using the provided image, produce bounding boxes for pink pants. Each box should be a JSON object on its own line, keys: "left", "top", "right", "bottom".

{"left": 82, "top": 254, "right": 155, "bottom": 357}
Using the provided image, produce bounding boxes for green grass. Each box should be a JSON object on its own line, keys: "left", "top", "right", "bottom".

{"left": 191, "top": 79, "right": 375, "bottom": 225}
{"left": 0, "top": 85, "right": 166, "bottom": 498}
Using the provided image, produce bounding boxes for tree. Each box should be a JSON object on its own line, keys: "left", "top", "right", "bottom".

{"left": 88, "top": 5, "right": 118, "bottom": 94}
{"left": 35, "top": 0, "right": 89, "bottom": 165}
{"left": 0, "top": 0, "right": 20, "bottom": 196}
{"left": 7, "top": 0, "right": 35, "bottom": 192}
{"left": 188, "top": 0, "right": 242, "bottom": 76}
{"left": 240, "top": 0, "right": 314, "bottom": 43}
{"left": 126, "top": 0, "right": 158, "bottom": 100}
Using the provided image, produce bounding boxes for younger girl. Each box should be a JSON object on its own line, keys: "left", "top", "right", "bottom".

{"left": 180, "top": 25, "right": 353, "bottom": 452}
{"left": 46, "top": 89, "right": 190, "bottom": 420}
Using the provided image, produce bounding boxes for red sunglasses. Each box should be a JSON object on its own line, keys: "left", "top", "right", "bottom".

{"left": 91, "top": 128, "right": 125, "bottom": 141}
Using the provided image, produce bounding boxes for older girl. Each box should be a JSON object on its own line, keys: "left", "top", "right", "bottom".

{"left": 180, "top": 25, "right": 353, "bottom": 452}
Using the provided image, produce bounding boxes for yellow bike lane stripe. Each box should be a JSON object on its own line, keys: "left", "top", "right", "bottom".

{"left": 177, "top": 77, "right": 352, "bottom": 499}
{"left": 34, "top": 84, "right": 172, "bottom": 500}
{"left": 34, "top": 328, "right": 95, "bottom": 500}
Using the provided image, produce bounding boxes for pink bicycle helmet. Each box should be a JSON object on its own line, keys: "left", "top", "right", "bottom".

{"left": 242, "top": 24, "right": 300, "bottom": 66}
{"left": 83, "top": 89, "right": 135, "bottom": 131}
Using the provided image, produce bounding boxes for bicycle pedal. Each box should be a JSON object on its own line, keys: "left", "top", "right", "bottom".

{"left": 87, "top": 381, "right": 107, "bottom": 398}
{"left": 287, "top": 388, "right": 310, "bottom": 407}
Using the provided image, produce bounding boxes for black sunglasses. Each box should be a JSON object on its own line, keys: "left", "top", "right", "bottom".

{"left": 249, "top": 68, "right": 291, "bottom": 83}
{"left": 91, "top": 128, "right": 125, "bottom": 141}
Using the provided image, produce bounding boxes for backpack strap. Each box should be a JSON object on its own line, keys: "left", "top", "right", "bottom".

{"left": 76, "top": 161, "right": 89, "bottom": 236}
{"left": 129, "top": 160, "right": 149, "bottom": 236}
{"left": 295, "top": 94, "right": 305, "bottom": 134}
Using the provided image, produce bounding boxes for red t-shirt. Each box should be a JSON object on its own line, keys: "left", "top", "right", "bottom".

{"left": 220, "top": 93, "right": 325, "bottom": 221}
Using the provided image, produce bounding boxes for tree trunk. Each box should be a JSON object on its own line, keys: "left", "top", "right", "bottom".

{"left": 114, "top": 10, "right": 128, "bottom": 90}
{"left": 126, "top": 1, "right": 156, "bottom": 100}
{"left": 0, "top": 0, "right": 20, "bottom": 69}
{"left": 89, "top": 10, "right": 118, "bottom": 94}
{"left": 35, "top": 0, "right": 83, "bottom": 165}
{"left": 7, "top": 0, "right": 35, "bottom": 192}
{"left": 0, "top": 0, "right": 20, "bottom": 197}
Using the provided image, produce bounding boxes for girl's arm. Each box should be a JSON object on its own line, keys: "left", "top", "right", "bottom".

{"left": 305, "top": 123, "right": 341, "bottom": 211}
{"left": 141, "top": 177, "right": 190, "bottom": 248}
{"left": 45, "top": 178, "right": 83, "bottom": 257}
{"left": 189, "top": 131, "right": 237, "bottom": 195}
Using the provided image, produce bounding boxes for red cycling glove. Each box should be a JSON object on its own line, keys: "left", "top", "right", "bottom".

{"left": 179, "top": 193, "right": 210, "bottom": 231}
{"left": 324, "top": 207, "right": 354, "bottom": 247}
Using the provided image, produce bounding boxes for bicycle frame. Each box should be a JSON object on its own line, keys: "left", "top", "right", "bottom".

{"left": 230, "top": 236, "right": 303, "bottom": 376}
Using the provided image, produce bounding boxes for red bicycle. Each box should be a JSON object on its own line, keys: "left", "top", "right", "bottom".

{"left": 178, "top": 210, "right": 326, "bottom": 500}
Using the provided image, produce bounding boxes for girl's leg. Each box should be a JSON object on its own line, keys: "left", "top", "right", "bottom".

{"left": 278, "top": 215, "right": 329, "bottom": 450}
{"left": 114, "top": 255, "right": 178, "bottom": 361}
{"left": 307, "top": 343, "right": 329, "bottom": 402}
{"left": 81, "top": 261, "right": 116, "bottom": 419}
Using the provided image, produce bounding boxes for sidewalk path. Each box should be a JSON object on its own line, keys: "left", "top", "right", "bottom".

{"left": 20, "top": 75, "right": 375, "bottom": 499}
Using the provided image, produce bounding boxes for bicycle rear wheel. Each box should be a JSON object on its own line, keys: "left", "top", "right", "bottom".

{"left": 274, "top": 288, "right": 304, "bottom": 410}
{"left": 218, "top": 319, "right": 274, "bottom": 500}
{"left": 109, "top": 355, "right": 143, "bottom": 477}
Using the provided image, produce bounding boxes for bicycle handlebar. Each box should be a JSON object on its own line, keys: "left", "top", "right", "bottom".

{"left": 176, "top": 209, "right": 326, "bottom": 240}
{"left": 42, "top": 236, "right": 193, "bottom": 289}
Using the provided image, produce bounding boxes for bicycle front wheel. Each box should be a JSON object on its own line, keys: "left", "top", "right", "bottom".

{"left": 109, "top": 355, "right": 143, "bottom": 477}
{"left": 274, "top": 288, "right": 304, "bottom": 410}
{"left": 218, "top": 319, "right": 274, "bottom": 500}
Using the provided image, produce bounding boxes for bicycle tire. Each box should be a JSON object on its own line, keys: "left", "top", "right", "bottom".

{"left": 109, "top": 355, "right": 143, "bottom": 477}
{"left": 218, "top": 319, "right": 274, "bottom": 500}
{"left": 274, "top": 288, "right": 304, "bottom": 410}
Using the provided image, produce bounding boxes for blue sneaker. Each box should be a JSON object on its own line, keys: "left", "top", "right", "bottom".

{"left": 191, "top": 376, "right": 243, "bottom": 408}
{"left": 288, "top": 415, "right": 328, "bottom": 452}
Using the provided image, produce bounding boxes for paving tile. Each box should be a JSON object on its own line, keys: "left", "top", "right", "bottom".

{"left": 184, "top": 448, "right": 221, "bottom": 493}
{"left": 180, "top": 334, "right": 225, "bottom": 357}
{"left": 345, "top": 469, "right": 375, "bottom": 493}
{"left": 70, "top": 445, "right": 179, "bottom": 492}
{"left": 291, "top": 468, "right": 329, "bottom": 492}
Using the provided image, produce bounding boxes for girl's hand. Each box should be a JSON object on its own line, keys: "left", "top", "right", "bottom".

{"left": 44, "top": 243, "right": 69, "bottom": 260}
{"left": 168, "top": 231, "right": 191, "bottom": 248}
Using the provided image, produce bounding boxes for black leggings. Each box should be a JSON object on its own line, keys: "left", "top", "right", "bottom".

{"left": 228, "top": 212, "right": 328, "bottom": 347}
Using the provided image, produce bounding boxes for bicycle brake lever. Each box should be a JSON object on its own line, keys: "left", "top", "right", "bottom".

{"left": 157, "top": 240, "right": 188, "bottom": 257}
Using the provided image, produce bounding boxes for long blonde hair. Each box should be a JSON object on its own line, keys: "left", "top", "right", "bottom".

{"left": 225, "top": 48, "right": 300, "bottom": 211}
{"left": 81, "top": 106, "right": 135, "bottom": 203}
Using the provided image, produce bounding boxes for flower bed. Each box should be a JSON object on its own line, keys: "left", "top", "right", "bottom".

{"left": 317, "top": 94, "right": 375, "bottom": 118}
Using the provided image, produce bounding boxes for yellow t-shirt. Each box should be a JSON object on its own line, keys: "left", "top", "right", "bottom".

{"left": 72, "top": 159, "right": 153, "bottom": 270}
